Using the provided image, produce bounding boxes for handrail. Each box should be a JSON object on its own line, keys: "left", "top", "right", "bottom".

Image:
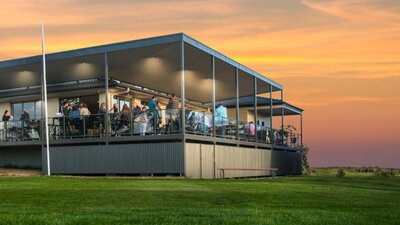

{"left": 0, "top": 119, "right": 41, "bottom": 141}
{"left": 0, "top": 108, "right": 301, "bottom": 149}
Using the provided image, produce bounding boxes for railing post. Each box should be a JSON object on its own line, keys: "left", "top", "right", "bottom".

{"left": 130, "top": 113, "right": 133, "bottom": 136}
{"left": 83, "top": 116, "right": 86, "bottom": 138}
{"left": 63, "top": 117, "right": 66, "bottom": 139}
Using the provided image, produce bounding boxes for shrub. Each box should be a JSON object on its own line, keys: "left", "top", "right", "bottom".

{"left": 301, "top": 145, "right": 311, "bottom": 175}
{"left": 336, "top": 168, "right": 345, "bottom": 177}
{"left": 374, "top": 168, "right": 395, "bottom": 177}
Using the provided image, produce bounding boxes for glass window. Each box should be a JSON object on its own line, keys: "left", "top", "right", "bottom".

{"left": 13, "top": 103, "right": 22, "bottom": 120}
{"left": 60, "top": 95, "right": 98, "bottom": 114}
{"left": 12, "top": 101, "right": 42, "bottom": 120}
{"left": 24, "top": 102, "right": 34, "bottom": 119}
{"left": 35, "top": 101, "right": 42, "bottom": 120}
{"left": 113, "top": 96, "right": 132, "bottom": 111}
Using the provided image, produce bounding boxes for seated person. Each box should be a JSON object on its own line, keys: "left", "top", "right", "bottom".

{"left": 69, "top": 106, "right": 81, "bottom": 134}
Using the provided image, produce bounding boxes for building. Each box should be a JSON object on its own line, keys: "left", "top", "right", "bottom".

{"left": 0, "top": 33, "right": 303, "bottom": 178}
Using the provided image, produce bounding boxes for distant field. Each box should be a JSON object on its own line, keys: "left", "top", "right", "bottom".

{"left": 0, "top": 170, "right": 399, "bottom": 225}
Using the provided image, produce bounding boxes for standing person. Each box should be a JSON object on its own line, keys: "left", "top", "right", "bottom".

{"left": 20, "top": 110, "right": 30, "bottom": 139}
{"left": 97, "top": 103, "right": 107, "bottom": 114}
{"left": 60, "top": 101, "right": 70, "bottom": 136}
{"left": 60, "top": 101, "right": 70, "bottom": 117}
{"left": 79, "top": 102, "right": 91, "bottom": 116}
{"left": 110, "top": 103, "right": 120, "bottom": 134}
{"left": 132, "top": 103, "right": 142, "bottom": 134}
{"left": 2, "top": 110, "right": 12, "bottom": 140}
{"left": 2, "top": 110, "right": 11, "bottom": 121}
{"left": 111, "top": 103, "right": 119, "bottom": 114}
{"left": 115, "top": 104, "right": 131, "bottom": 136}
{"left": 97, "top": 103, "right": 107, "bottom": 134}
{"left": 139, "top": 106, "right": 148, "bottom": 136}
{"left": 215, "top": 104, "right": 228, "bottom": 136}
{"left": 132, "top": 103, "right": 142, "bottom": 119}
{"left": 148, "top": 96, "right": 160, "bottom": 133}
{"left": 20, "top": 110, "right": 30, "bottom": 122}
{"left": 120, "top": 104, "right": 131, "bottom": 127}
{"left": 167, "top": 93, "right": 181, "bottom": 132}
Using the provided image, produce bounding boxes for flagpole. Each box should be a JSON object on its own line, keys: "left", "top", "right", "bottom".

{"left": 41, "top": 23, "right": 51, "bottom": 176}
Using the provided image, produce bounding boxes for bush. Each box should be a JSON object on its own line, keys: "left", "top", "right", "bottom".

{"left": 374, "top": 168, "right": 395, "bottom": 177}
{"left": 301, "top": 145, "right": 310, "bottom": 175}
{"left": 336, "top": 168, "right": 345, "bottom": 177}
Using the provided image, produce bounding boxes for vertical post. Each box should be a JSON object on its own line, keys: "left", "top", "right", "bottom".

{"left": 180, "top": 41, "right": 186, "bottom": 178}
{"left": 253, "top": 78, "right": 257, "bottom": 143}
{"left": 41, "top": 23, "right": 50, "bottom": 176}
{"left": 180, "top": 41, "right": 185, "bottom": 136}
{"left": 211, "top": 56, "right": 216, "bottom": 140}
{"left": 269, "top": 84, "right": 273, "bottom": 146}
{"left": 104, "top": 52, "right": 109, "bottom": 141}
{"left": 235, "top": 68, "right": 239, "bottom": 142}
{"left": 40, "top": 58, "right": 44, "bottom": 147}
{"left": 211, "top": 56, "right": 216, "bottom": 179}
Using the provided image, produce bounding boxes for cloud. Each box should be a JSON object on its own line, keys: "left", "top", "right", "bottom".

{"left": 338, "top": 96, "right": 385, "bottom": 102}
{"left": 300, "top": 0, "right": 400, "bottom": 25}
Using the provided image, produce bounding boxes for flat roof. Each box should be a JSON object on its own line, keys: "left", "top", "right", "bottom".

{"left": 0, "top": 33, "right": 283, "bottom": 91}
{"left": 216, "top": 96, "right": 303, "bottom": 115}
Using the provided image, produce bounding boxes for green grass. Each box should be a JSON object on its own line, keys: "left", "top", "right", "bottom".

{"left": 0, "top": 174, "right": 399, "bottom": 225}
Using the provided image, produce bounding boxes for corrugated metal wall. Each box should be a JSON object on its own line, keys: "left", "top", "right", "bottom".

{"left": 0, "top": 146, "right": 42, "bottom": 168}
{"left": 45, "top": 142, "right": 184, "bottom": 174}
{"left": 185, "top": 143, "right": 301, "bottom": 179}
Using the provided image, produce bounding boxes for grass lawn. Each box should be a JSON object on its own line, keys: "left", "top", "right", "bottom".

{"left": 0, "top": 173, "right": 399, "bottom": 225}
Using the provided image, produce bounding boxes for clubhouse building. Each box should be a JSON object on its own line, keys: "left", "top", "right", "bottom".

{"left": 0, "top": 33, "right": 303, "bottom": 178}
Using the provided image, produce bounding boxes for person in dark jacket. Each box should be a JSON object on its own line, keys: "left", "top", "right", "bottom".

{"left": 2, "top": 110, "right": 11, "bottom": 121}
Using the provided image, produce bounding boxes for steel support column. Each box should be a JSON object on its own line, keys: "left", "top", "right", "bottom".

{"left": 180, "top": 41, "right": 186, "bottom": 178}
{"left": 235, "top": 67, "right": 239, "bottom": 143}
{"left": 269, "top": 84, "right": 273, "bottom": 148}
{"left": 104, "top": 52, "right": 110, "bottom": 142}
{"left": 180, "top": 41, "right": 185, "bottom": 138}
{"left": 281, "top": 90, "right": 284, "bottom": 129}
{"left": 253, "top": 78, "right": 257, "bottom": 144}
{"left": 211, "top": 56, "right": 216, "bottom": 141}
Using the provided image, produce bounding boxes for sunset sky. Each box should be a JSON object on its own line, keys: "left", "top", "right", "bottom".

{"left": 1, "top": 0, "right": 399, "bottom": 167}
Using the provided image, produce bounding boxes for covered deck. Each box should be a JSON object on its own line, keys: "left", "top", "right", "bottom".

{"left": 0, "top": 33, "right": 303, "bottom": 152}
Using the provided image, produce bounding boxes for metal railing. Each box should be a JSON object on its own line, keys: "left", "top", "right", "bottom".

{"left": 0, "top": 119, "right": 41, "bottom": 142}
{"left": 47, "top": 109, "right": 182, "bottom": 140}
{"left": 185, "top": 110, "right": 214, "bottom": 136}
{"left": 184, "top": 109, "right": 302, "bottom": 149}
{"left": 0, "top": 108, "right": 302, "bottom": 149}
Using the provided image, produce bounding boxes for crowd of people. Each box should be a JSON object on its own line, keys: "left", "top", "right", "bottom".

{"left": 56, "top": 94, "right": 182, "bottom": 137}
{"left": 0, "top": 96, "right": 299, "bottom": 147}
